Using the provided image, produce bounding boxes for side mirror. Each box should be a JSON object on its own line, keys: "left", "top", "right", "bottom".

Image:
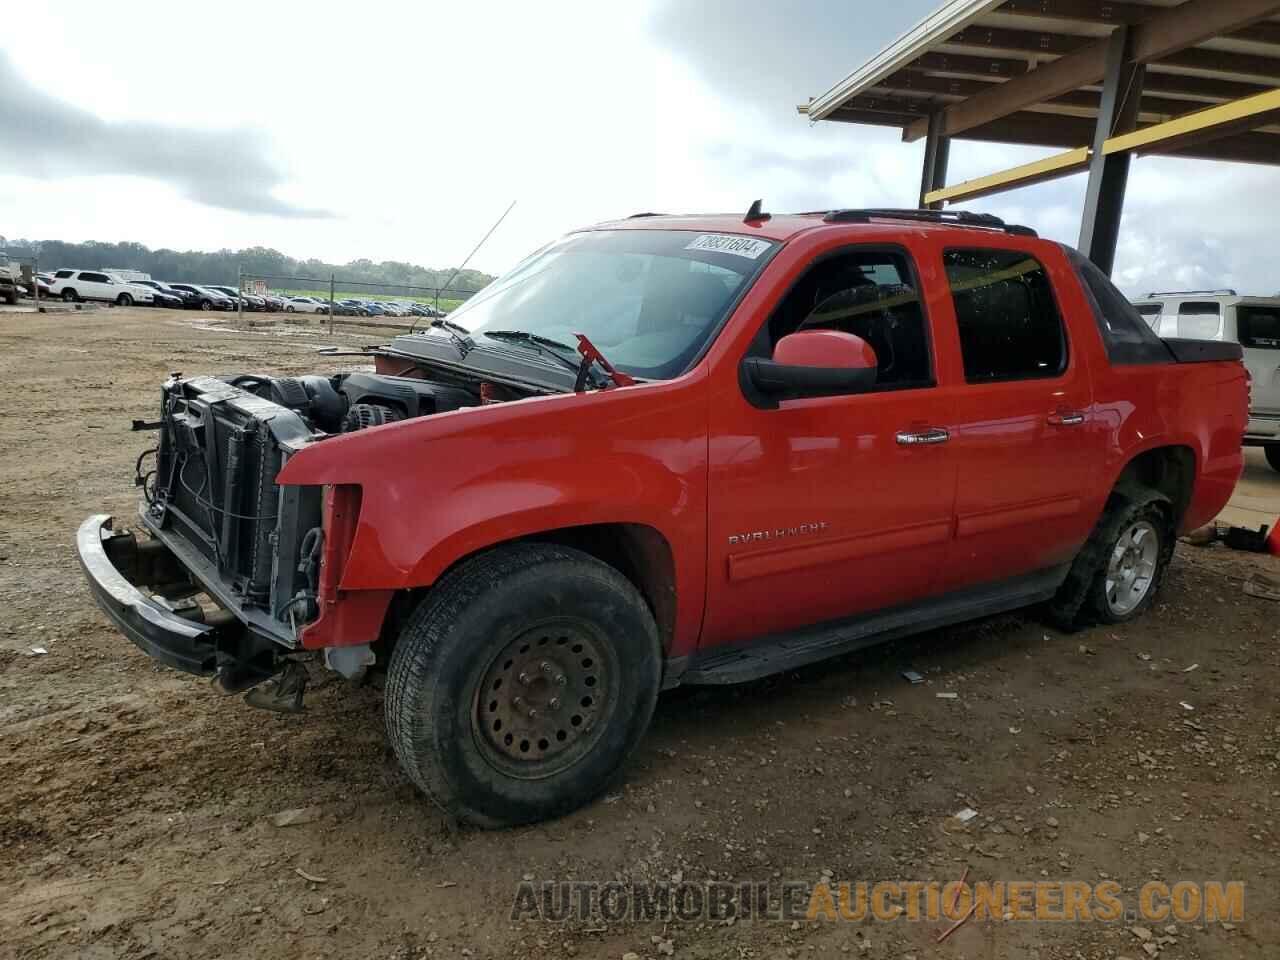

{"left": 742, "top": 329, "right": 878, "bottom": 406}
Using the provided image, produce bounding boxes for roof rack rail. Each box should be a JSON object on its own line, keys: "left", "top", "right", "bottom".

{"left": 814, "top": 208, "right": 1039, "bottom": 238}
{"left": 1144, "top": 288, "right": 1237, "bottom": 298}
{"left": 627, "top": 212, "right": 664, "bottom": 219}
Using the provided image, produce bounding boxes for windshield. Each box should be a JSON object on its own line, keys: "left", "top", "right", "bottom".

{"left": 447, "top": 229, "right": 778, "bottom": 380}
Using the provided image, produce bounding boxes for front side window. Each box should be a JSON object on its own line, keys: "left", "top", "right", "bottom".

{"left": 764, "top": 247, "right": 932, "bottom": 390}
{"left": 1176, "top": 301, "right": 1223, "bottom": 341}
{"left": 448, "top": 229, "right": 777, "bottom": 380}
{"left": 81, "top": 272, "right": 109, "bottom": 283}
{"left": 943, "top": 248, "right": 1067, "bottom": 383}
{"left": 1238, "top": 305, "right": 1280, "bottom": 349}
{"left": 54, "top": 269, "right": 73, "bottom": 279}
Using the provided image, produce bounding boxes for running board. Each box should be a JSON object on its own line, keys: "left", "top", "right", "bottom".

{"left": 679, "top": 566, "right": 1068, "bottom": 686}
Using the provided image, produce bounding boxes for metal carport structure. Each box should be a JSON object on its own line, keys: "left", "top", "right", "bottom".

{"left": 800, "top": 0, "right": 1280, "bottom": 275}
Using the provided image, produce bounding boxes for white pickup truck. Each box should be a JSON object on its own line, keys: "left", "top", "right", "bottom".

{"left": 46, "top": 269, "right": 155, "bottom": 306}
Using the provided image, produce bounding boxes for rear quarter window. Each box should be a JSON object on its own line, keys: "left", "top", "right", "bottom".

{"left": 1238, "top": 306, "right": 1280, "bottom": 349}
{"left": 1176, "top": 302, "right": 1223, "bottom": 341}
{"left": 1062, "top": 249, "right": 1171, "bottom": 365}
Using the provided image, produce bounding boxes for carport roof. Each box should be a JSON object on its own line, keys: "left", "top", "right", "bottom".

{"left": 800, "top": 0, "right": 1280, "bottom": 166}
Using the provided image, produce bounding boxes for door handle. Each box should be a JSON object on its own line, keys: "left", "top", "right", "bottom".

{"left": 896, "top": 427, "right": 949, "bottom": 446}
{"left": 1047, "top": 411, "right": 1087, "bottom": 427}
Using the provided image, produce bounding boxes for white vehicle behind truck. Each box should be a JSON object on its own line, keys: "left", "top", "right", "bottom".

{"left": 1133, "top": 289, "right": 1280, "bottom": 471}
{"left": 47, "top": 269, "right": 156, "bottom": 306}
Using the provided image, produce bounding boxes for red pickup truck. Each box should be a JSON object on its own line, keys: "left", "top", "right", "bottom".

{"left": 78, "top": 208, "right": 1248, "bottom": 826}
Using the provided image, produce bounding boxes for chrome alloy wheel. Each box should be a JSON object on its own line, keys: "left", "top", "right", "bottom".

{"left": 1105, "top": 520, "right": 1160, "bottom": 616}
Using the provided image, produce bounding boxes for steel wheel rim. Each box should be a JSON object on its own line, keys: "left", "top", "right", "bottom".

{"left": 472, "top": 617, "right": 615, "bottom": 780}
{"left": 1105, "top": 520, "right": 1160, "bottom": 615}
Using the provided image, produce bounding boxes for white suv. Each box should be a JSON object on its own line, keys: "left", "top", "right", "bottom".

{"left": 1132, "top": 289, "right": 1280, "bottom": 471}
{"left": 47, "top": 270, "right": 155, "bottom": 306}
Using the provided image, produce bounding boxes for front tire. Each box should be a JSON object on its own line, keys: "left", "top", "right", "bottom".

{"left": 385, "top": 543, "right": 662, "bottom": 827}
{"left": 1266, "top": 446, "right": 1280, "bottom": 473}
{"left": 116, "top": 293, "right": 133, "bottom": 306}
{"left": 1047, "top": 489, "right": 1174, "bottom": 628}
{"left": 62, "top": 289, "right": 78, "bottom": 302}
{"left": 200, "top": 299, "right": 212, "bottom": 311}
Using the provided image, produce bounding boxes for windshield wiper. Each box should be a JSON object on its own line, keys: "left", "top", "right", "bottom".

{"left": 481, "top": 330, "right": 604, "bottom": 387}
{"left": 427, "top": 317, "right": 474, "bottom": 356}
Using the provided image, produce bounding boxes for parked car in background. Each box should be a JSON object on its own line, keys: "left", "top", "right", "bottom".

{"left": 285, "top": 296, "right": 329, "bottom": 314}
{"left": 361, "top": 301, "right": 387, "bottom": 317}
{"left": 134, "top": 280, "right": 201, "bottom": 309}
{"left": 47, "top": 270, "right": 155, "bottom": 306}
{"left": 129, "top": 280, "right": 186, "bottom": 309}
{"left": 0, "top": 252, "right": 21, "bottom": 304}
{"left": 378, "top": 301, "right": 411, "bottom": 317}
{"left": 166, "top": 283, "right": 235, "bottom": 311}
{"left": 263, "top": 295, "right": 287, "bottom": 313}
{"left": 207, "top": 285, "right": 266, "bottom": 311}
{"left": 339, "top": 299, "right": 370, "bottom": 316}
{"left": 1132, "top": 289, "right": 1280, "bottom": 471}
{"left": 22, "top": 273, "right": 54, "bottom": 298}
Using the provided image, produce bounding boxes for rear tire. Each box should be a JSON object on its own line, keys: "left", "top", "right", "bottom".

{"left": 1046, "top": 488, "right": 1174, "bottom": 629}
{"left": 1266, "top": 446, "right": 1280, "bottom": 473}
{"left": 385, "top": 543, "right": 662, "bottom": 827}
{"left": 200, "top": 299, "right": 212, "bottom": 311}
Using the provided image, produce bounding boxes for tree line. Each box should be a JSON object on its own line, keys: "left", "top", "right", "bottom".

{"left": 3, "top": 238, "right": 496, "bottom": 294}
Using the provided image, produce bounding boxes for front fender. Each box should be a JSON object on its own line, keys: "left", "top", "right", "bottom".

{"left": 276, "top": 372, "right": 710, "bottom": 654}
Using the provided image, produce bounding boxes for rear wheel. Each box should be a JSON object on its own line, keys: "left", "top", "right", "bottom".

{"left": 1266, "top": 446, "right": 1280, "bottom": 473}
{"left": 200, "top": 299, "right": 212, "bottom": 311}
{"left": 1046, "top": 489, "right": 1174, "bottom": 628}
{"left": 385, "top": 543, "right": 662, "bottom": 827}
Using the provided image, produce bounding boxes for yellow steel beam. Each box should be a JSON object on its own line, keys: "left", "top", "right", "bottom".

{"left": 923, "top": 147, "right": 1092, "bottom": 206}
{"left": 1102, "top": 86, "right": 1280, "bottom": 155}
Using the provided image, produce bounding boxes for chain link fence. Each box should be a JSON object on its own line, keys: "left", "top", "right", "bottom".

{"left": 235, "top": 271, "right": 479, "bottom": 333}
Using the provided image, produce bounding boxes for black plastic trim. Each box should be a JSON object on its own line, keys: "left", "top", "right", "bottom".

{"left": 675, "top": 565, "right": 1069, "bottom": 686}
{"left": 1162, "top": 338, "right": 1244, "bottom": 363}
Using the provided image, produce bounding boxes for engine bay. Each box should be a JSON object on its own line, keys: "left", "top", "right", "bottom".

{"left": 220, "top": 370, "right": 483, "bottom": 436}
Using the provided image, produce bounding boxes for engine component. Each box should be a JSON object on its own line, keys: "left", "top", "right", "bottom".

{"left": 342, "top": 403, "right": 404, "bottom": 433}
{"left": 339, "top": 372, "right": 474, "bottom": 419}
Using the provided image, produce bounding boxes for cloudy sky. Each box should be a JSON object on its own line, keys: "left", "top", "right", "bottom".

{"left": 2, "top": 0, "right": 1276, "bottom": 295}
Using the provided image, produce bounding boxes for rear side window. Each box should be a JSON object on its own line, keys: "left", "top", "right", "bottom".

{"left": 1064, "top": 250, "right": 1172, "bottom": 365}
{"left": 1238, "top": 306, "right": 1280, "bottom": 349}
{"left": 1177, "top": 302, "right": 1223, "bottom": 341}
{"left": 942, "top": 248, "right": 1066, "bottom": 383}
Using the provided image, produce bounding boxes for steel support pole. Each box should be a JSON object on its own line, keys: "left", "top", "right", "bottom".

{"left": 236, "top": 265, "right": 243, "bottom": 326}
{"left": 919, "top": 112, "right": 951, "bottom": 210}
{"left": 33, "top": 257, "right": 39, "bottom": 310}
{"left": 1079, "top": 26, "right": 1145, "bottom": 276}
{"left": 329, "top": 274, "right": 335, "bottom": 336}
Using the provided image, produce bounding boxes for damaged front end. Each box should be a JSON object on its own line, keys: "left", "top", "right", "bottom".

{"left": 77, "top": 363, "right": 488, "bottom": 710}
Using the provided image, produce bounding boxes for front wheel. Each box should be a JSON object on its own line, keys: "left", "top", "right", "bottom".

{"left": 1266, "top": 446, "right": 1280, "bottom": 473}
{"left": 385, "top": 543, "right": 662, "bottom": 827}
{"left": 200, "top": 299, "right": 212, "bottom": 311}
{"left": 62, "top": 289, "right": 78, "bottom": 302}
{"left": 116, "top": 293, "right": 133, "bottom": 306}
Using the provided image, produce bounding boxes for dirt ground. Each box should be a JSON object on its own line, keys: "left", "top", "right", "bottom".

{"left": 2, "top": 306, "right": 1278, "bottom": 960}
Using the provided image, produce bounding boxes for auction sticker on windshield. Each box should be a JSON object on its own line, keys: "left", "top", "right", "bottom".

{"left": 685, "top": 234, "right": 772, "bottom": 260}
